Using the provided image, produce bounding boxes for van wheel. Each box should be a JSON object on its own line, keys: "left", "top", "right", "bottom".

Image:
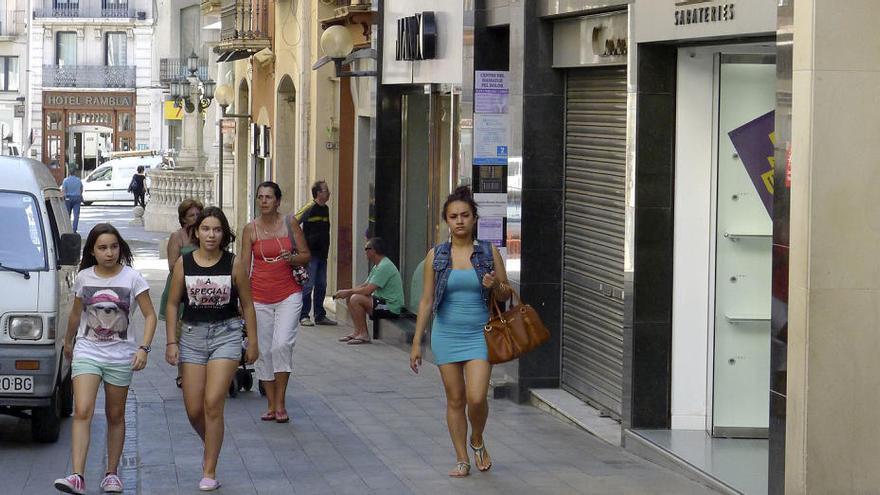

{"left": 60, "top": 371, "right": 73, "bottom": 417}
{"left": 32, "top": 385, "right": 62, "bottom": 443}
{"left": 82, "top": 201, "right": 93, "bottom": 206}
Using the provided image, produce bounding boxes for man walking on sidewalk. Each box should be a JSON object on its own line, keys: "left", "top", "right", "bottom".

{"left": 61, "top": 168, "right": 83, "bottom": 232}
{"left": 295, "top": 180, "right": 336, "bottom": 326}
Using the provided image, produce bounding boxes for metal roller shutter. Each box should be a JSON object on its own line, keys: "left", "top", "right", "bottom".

{"left": 562, "top": 67, "right": 627, "bottom": 419}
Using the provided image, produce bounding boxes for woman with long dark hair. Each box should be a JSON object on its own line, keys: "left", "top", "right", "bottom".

{"left": 164, "top": 207, "right": 258, "bottom": 491}
{"left": 54, "top": 224, "right": 157, "bottom": 494}
{"left": 240, "top": 181, "right": 310, "bottom": 423}
{"left": 410, "top": 186, "right": 511, "bottom": 477}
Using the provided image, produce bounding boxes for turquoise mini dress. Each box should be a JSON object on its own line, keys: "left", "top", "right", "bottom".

{"left": 431, "top": 269, "right": 489, "bottom": 365}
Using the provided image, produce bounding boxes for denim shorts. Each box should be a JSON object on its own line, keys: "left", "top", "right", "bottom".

{"left": 178, "top": 317, "right": 243, "bottom": 365}
{"left": 71, "top": 358, "right": 133, "bottom": 387}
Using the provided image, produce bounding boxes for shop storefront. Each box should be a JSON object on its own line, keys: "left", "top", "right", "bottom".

{"left": 42, "top": 91, "right": 136, "bottom": 173}
{"left": 553, "top": 9, "right": 629, "bottom": 421}
{"left": 375, "top": 0, "right": 463, "bottom": 321}
{"left": 625, "top": 1, "right": 779, "bottom": 494}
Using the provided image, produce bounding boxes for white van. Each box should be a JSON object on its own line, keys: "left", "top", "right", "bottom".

{"left": 0, "top": 157, "right": 81, "bottom": 442}
{"left": 81, "top": 154, "right": 162, "bottom": 205}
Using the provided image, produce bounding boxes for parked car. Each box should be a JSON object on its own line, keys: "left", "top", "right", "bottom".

{"left": 0, "top": 157, "right": 81, "bottom": 442}
{"left": 81, "top": 153, "right": 162, "bottom": 205}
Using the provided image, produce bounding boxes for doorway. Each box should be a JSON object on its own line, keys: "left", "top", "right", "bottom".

{"left": 68, "top": 126, "right": 113, "bottom": 174}
{"left": 399, "top": 89, "right": 459, "bottom": 312}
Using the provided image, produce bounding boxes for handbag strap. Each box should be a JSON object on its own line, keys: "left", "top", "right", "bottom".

{"left": 488, "top": 281, "right": 519, "bottom": 317}
{"left": 285, "top": 213, "right": 299, "bottom": 255}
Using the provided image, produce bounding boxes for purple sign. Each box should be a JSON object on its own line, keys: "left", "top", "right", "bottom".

{"left": 728, "top": 110, "right": 775, "bottom": 216}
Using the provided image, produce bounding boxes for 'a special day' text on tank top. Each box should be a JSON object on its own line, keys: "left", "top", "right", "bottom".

{"left": 181, "top": 251, "right": 240, "bottom": 322}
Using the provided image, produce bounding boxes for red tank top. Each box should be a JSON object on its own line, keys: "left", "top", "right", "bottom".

{"left": 250, "top": 236, "right": 301, "bottom": 304}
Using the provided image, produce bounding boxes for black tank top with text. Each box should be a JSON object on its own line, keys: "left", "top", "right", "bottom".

{"left": 181, "top": 251, "right": 240, "bottom": 322}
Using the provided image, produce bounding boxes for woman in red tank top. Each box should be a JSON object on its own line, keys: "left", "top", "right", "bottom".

{"left": 240, "top": 182, "right": 310, "bottom": 423}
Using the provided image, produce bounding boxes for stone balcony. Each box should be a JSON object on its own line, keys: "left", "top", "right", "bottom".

{"left": 144, "top": 169, "right": 215, "bottom": 233}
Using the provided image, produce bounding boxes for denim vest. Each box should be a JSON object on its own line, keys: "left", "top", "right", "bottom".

{"left": 432, "top": 240, "right": 494, "bottom": 314}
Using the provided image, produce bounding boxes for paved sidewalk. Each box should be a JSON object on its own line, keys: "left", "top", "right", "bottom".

{"left": 133, "top": 299, "right": 714, "bottom": 495}
{"left": 1, "top": 209, "right": 716, "bottom": 494}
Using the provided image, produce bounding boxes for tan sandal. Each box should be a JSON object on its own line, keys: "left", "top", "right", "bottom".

{"left": 470, "top": 442, "right": 492, "bottom": 472}
{"left": 448, "top": 462, "right": 470, "bottom": 477}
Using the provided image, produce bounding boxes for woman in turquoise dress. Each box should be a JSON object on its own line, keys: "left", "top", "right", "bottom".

{"left": 410, "top": 186, "right": 511, "bottom": 477}
{"left": 159, "top": 198, "right": 203, "bottom": 387}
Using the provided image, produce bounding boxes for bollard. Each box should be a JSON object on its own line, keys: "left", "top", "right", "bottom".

{"left": 130, "top": 205, "right": 145, "bottom": 226}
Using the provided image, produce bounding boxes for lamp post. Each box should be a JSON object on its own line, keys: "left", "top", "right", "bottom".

{"left": 312, "top": 25, "right": 378, "bottom": 77}
{"left": 168, "top": 53, "right": 215, "bottom": 174}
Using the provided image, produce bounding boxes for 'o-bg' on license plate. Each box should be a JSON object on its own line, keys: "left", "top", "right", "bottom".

{"left": 0, "top": 375, "right": 34, "bottom": 394}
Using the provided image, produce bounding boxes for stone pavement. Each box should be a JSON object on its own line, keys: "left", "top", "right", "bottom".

{"left": 132, "top": 297, "right": 715, "bottom": 494}
{"left": 14, "top": 205, "right": 716, "bottom": 494}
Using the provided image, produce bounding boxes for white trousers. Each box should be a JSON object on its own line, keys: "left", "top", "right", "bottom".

{"left": 253, "top": 291, "right": 302, "bottom": 381}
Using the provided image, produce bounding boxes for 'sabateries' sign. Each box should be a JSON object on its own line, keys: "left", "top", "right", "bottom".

{"left": 45, "top": 93, "right": 134, "bottom": 108}
{"left": 674, "top": 0, "right": 735, "bottom": 26}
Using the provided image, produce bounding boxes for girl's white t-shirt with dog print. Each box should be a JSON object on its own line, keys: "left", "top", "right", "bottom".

{"left": 73, "top": 266, "right": 150, "bottom": 365}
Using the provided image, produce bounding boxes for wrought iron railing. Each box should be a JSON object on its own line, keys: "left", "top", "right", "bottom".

{"left": 33, "top": 1, "right": 147, "bottom": 18}
{"left": 43, "top": 65, "right": 136, "bottom": 88}
{"left": 159, "top": 58, "right": 209, "bottom": 84}
{"left": 0, "top": 10, "right": 26, "bottom": 37}
{"left": 219, "top": 0, "right": 269, "bottom": 43}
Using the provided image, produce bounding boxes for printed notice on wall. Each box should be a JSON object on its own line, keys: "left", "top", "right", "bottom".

{"left": 474, "top": 193, "right": 507, "bottom": 217}
{"left": 477, "top": 217, "right": 505, "bottom": 247}
{"left": 475, "top": 71, "right": 509, "bottom": 114}
{"left": 473, "top": 114, "right": 508, "bottom": 166}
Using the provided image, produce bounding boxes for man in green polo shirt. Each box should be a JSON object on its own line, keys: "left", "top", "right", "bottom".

{"left": 333, "top": 237, "right": 403, "bottom": 345}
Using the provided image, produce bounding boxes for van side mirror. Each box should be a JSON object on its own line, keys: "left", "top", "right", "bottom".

{"left": 59, "top": 233, "right": 81, "bottom": 266}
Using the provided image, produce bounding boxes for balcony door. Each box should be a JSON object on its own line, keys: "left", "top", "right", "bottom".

{"left": 56, "top": 32, "right": 76, "bottom": 67}
{"left": 105, "top": 32, "right": 127, "bottom": 66}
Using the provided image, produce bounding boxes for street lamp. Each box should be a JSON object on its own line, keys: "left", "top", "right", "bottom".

{"left": 312, "top": 25, "right": 377, "bottom": 77}
{"left": 187, "top": 51, "right": 200, "bottom": 77}
{"left": 213, "top": 83, "right": 251, "bottom": 209}
{"left": 170, "top": 77, "right": 215, "bottom": 114}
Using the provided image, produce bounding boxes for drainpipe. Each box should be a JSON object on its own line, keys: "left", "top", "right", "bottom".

{"left": 297, "top": 0, "right": 311, "bottom": 207}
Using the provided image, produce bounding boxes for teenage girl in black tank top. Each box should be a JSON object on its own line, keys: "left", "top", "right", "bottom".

{"left": 163, "top": 207, "right": 259, "bottom": 491}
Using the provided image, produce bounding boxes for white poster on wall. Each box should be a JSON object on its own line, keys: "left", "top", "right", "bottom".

{"left": 473, "top": 114, "right": 508, "bottom": 166}
{"left": 474, "top": 192, "right": 507, "bottom": 217}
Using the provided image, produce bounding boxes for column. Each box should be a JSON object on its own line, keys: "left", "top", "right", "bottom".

{"left": 785, "top": 0, "right": 880, "bottom": 492}
{"left": 173, "top": 75, "right": 206, "bottom": 170}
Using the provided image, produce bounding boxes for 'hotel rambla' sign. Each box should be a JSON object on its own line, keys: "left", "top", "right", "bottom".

{"left": 45, "top": 94, "right": 134, "bottom": 108}
{"left": 674, "top": 0, "right": 735, "bottom": 26}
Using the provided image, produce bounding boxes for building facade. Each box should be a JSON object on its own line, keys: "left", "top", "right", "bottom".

{"left": 368, "top": 1, "right": 848, "bottom": 494}
{"left": 210, "top": 0, "right": 376, "bottom": 304}
{"left": 28, "top": 0, "right": 155, "bottom": 175}
{"left": 0, "top": 0, "right": 27, "bottom": 159}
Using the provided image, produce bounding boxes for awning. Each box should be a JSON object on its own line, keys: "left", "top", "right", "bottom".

{"left": 216, "top": 50, "right": 252, "bottom": 63}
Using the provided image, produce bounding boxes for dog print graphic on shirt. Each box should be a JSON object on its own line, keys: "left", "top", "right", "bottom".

{"left": 82, "top": 287, "right": 131, "bottom": 342}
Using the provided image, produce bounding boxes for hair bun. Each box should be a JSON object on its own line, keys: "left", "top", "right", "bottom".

{"left": 453, "top": 185, "right": 473, "bottom": 200}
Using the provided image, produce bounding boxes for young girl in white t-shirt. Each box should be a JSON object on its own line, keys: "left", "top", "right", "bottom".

{"left": 53, "top": 223, "right": 157, "bottom": 495}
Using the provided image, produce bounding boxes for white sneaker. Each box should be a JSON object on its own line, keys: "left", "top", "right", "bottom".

{"left": 300, "top": 317, "right": 314, "bottom": 327}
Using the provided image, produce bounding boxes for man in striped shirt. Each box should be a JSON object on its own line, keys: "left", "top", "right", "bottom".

{"left": 295, "top": 180, "right": 337, "bottom": 326}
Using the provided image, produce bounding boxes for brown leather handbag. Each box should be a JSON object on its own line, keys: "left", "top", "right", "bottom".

{"left": 483, "top": 287, "right": 550, "bottom": 364}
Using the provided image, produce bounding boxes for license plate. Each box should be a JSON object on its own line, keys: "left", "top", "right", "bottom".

{"left": 0, "top": 375, "right": 34, "bottom": 394}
